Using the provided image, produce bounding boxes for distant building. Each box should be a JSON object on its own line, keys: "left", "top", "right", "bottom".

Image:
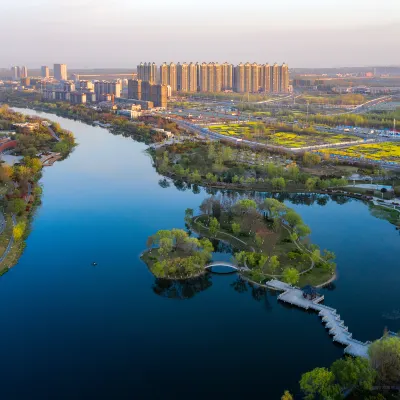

{"left": 41, "top": 66, "right": 49, "bottom": 79}
{"left": 137, "top": 62, "right": 158, "bottom": 83}
{"left": 20, "top": 66, "right": 28, "bottom": 79}
{"left": 79, "top": 80, "right": 94, "bottom": 91}
{"left": 11, "top": 66, "right": 20, "bottom": 80}
{"left": 20, "top": 77, "right": 31, "bottom": 87}
{"left": 54, "top": 64, "right": 68, "bottom": 81}
{"left": 70, "top": 92, "right": 86, "bottom": 104}
{"left": 127, "top": 79, "right": 167, "bottom": 108}
{"left": 94, "top": 81, "right": 121, "bottom": 101}
{"left": 63, "top": 81, "right": 76, "bottom": 92}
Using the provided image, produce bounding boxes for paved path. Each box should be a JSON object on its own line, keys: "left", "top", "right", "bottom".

{"left": 0, "top": 213, "right": 5, "bottom": 235}
{"left": 0, "top": 215, "right": 16, "bottom": 264}
{"left": 46, "top": 126, "right": 61, "bottom": 142}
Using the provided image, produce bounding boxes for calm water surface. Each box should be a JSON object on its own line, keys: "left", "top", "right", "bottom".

{"left": 1, "top": 108, "right": 398, "bottom": 399}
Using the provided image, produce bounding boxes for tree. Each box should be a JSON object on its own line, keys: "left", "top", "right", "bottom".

{"left": 7, "top": 198, "right": 26, "bottom": 215}
{"left": 303, "top": 152, "right": 321, "bottom": 166}
{"left": 231, "top": 222, "right": 241, "bottom": 236}
{"left": 209, "top": 217, "right": 220, "bottom": 236}
{"left": 269, "top": 255, "right": 280, "bottom": 274}
{"left": 306, "top": 177, "right": 319, "bottom": 191}
{"left": 300, "top": 367, "right": 342, "bottom": 400}
{"left": 285, "top": 210, "right": 302, "bottom": 228}
{"left": 271, "top": 177, "right": 286, "bottom": 190}
{"left": 331, "top": 357, "right": 376, "bottom": 391}
{"left": 158, "top": 237, "right": 173, "bottom": 257}
{"left": 281, "top": 391, "right": 293, "bottom": 400}
{"left": 184, "top": 208, "right": 193, "bottom": 224}
{"left": 368, "top": 336, "right": 400, "bottom": 385}
{"left": 283, "top": 267, "right": 300, "bottom": 285}
{"left": 13, "top": 221, "right": 26, "bottom": 241}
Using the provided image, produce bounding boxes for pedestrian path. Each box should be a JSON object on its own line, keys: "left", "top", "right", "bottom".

{"left": 266, "top": 279, "right": 398, "bottom": 358}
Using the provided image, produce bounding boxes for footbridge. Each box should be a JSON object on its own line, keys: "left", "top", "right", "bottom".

{"left": 204, "top": 262, "right": 249, "bottom": 272}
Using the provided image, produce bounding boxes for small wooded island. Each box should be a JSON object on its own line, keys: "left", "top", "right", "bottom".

{"left": 142, "top": 196, "right": 336, "bottom": 286}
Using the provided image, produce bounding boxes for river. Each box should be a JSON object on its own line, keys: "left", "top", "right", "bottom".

{"left": 1, "top": 108, "right": 398, "bottom": 399}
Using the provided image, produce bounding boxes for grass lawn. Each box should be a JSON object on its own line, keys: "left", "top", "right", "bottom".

{"left": 193, "top": 214, "right": 310, "bottom": 275}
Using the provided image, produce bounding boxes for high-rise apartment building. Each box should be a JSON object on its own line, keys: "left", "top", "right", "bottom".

{"left": 20, "top": 66, "right": 28, "bottom": 79}
{"left": 261, "top": 64, "right": 271, "bottom": 93}
{"left": 188, "top": 62, "right": 197, "bottom": 92}
{"left": 153, "top": 61, "right": 288, "bottom": 93}
{"left": 94, "top": 81, "right": 122, "bottom": 101}
{"left": 79, "top": 80, "right": 94, "bottom": 91}
{"left": 54, "top": 64, "right": 68, "bottom": 81}
{"left": 137, "top": 62, "right": 157, "bottom": 83}
{"left": 251, "top": 63, "right": 259, "bottom": 93}
{"left": 177, "top": 62, "right": 189, "bottom": 92}
{"left": 128, "top": 79, "right": 167, "bottom": 108}
{"left": 243, "top": 62, "right": 252, "bottom": 93}
{"left": 168, "top": 63, "right": 177, "bottom": 92}
{"left": 160, "top": 62, "right": 169, "bottom": 86}
{"left": 234, "top": 63, "right": 245, "bottom": 93}
{"left": 280, "top": 63, "right": 289, "bottom": 93}
{"left": 200, "top": 63, "right": 208, "bottom": 92}
{"left": 271, "top": 63, "right": 280, "bottom": 93}
{"left": 222, "top": 62, "right": 233, "bottom": 91}
{"left": 11, "top": 66, "right": 19, "bottom": 80}
{"left": 41, "top": 66, "right": 50, "bottom": 79}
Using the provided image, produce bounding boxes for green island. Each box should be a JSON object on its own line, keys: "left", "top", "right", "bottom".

{"left": 141, "top": 196, "right": 336, "bottom": 287}
{"left": 0, "top": 104, "right": 76, "bottom": 274}
{"left": 141, "top": 226, "right": 214, "bottom": 279}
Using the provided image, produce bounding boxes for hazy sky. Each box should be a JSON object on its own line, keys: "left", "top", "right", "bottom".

{"left": 1, "top": 0, "right": 399, "bottom": 68}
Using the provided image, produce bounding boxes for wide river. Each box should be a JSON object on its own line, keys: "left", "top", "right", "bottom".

{"left": 2, "top": 108, "right": 399, "bottom": 399}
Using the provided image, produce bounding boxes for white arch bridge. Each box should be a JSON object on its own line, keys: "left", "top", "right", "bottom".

{"left": 204, "top": 262, "right": 249, "bottom": 272}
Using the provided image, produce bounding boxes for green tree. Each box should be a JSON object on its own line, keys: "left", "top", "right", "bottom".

{"left": 269, "top": 255, "right": 280, "bottom": 274}
{"left": 271, "top": 177, "right": 286, "bottom": 190}
{"left": 368, "top": 336, "right": 400, "bottom": 385}
{"left": 306, "top": 177, "right": 319, "bottom": 191}
{"left": 184, "top": 208, "right": 193, "bottom": 224}
{"left": 190, "top": 170, "right": 201, "bottom": 183}
{"left": 331, "top": 357, "right": 376, "bottom": 391}
{"left": 209, "top": 217, "right": 220, "bottom": 236}
{"left": 283, "top": 267, "right": 300, "bottom": 285}
{"left": 285, "top": 210, "right": 302, "bottom": 228}
{"left": 300, "top": 367, "right": 342, "bottom": 400}
{"left": 158, "top": 237, "right": 173, "bottom": 257}
{"left": 231, "top": 222, "right": 241, "bottom": 236}
{"left": 7, "top": 198, "right": 26, "bottom": 215}
{"left": 303, "top": 152, "right": 322, "bottom": 166}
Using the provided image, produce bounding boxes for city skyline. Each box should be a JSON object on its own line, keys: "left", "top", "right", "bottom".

{"left": 1, "top": 0, "right": 399, "bottom": 68}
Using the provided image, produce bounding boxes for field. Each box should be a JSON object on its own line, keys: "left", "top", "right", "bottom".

{"left": 208, "top": 122, "right": 358, "bottom": 148}
{"left": 317, "top": 142, "right": 400, "bottom": 164}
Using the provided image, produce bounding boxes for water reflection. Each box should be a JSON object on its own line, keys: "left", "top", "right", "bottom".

{"left": 152, "top": 274, "right": 213, "bottom": 300}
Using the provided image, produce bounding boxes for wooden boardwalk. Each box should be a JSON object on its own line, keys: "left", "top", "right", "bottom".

{"left": 266, "top": 279, "right": 397, "bottom": 358}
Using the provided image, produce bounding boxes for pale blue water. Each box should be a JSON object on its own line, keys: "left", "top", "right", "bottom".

{"left": 0, "top": 108, "right": 398, "bottom": 399}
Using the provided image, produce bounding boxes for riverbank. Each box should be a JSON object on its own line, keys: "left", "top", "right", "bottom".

{"left": 0, "top": 105, "right": 76, "bottom": 274}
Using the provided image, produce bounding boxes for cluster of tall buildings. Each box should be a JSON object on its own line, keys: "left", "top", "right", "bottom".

{"left": 127, "top": 80, "right": 167, "bottom": 108}
{"left": 137, "top": 61, "right": 289, "bottom": 93}
{"left": 11, "top": 66, "right": 28, "bottom": 80}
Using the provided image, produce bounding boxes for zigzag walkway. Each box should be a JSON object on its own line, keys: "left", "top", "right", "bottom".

{"left": 266, "top": 279, "right": 398, "bottom": 358}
